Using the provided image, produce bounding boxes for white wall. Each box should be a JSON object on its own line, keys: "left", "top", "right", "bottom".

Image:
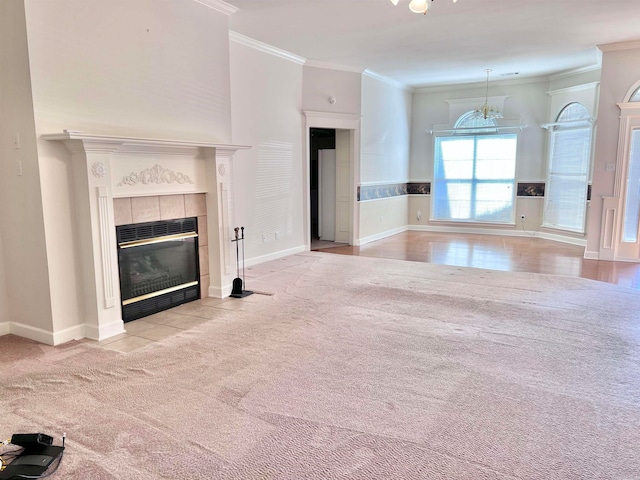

{"left": 302, "top": 66, "right": 362, "bottom": 115}
{"left": 587, "top": 45, "right": 640, "bottom": 255}
{"left": 356, "top": 74, "right": 412, "bottom": 243}
{"left": 0, "top": 0, "right": 54, "bottom": 335}
{"left": 25, "top": 0, "right": 232, "bottom": 143}
{"left": 361, "top": 74, "right": 412, "bottom": 184}
{"left": 229, "top": 40, "right": 306, "bottom": 262}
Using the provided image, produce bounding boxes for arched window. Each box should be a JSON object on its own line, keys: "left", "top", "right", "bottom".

{"left": 454, "top": 112, "right": 498, "bottom": 134}
{"left": 542, "top": 102, "right": 592, "bottom": 233}
{"left": 432, "top": 111, "right": 517, "bottom": 223}
{"left": 630, "top": 86, "right": 640, "bottom": 102}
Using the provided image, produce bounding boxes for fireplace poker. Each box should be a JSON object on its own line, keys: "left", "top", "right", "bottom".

{"left": 234, "top": 227, "right": 240, "bottom": 279}
{"left": 241, "top": 227, "right": 246, "bottom": 290}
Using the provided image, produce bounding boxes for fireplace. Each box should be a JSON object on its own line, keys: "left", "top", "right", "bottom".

{"left": 43, "top": 132, "right": 249, "bottom": 343}
{"left": 117, "top": 218, "right": 200, "bottom": 322}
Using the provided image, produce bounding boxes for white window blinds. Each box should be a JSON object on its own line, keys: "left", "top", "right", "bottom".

{"left": 542, "top": 103, "right": 592, "bottom": 233}
{"left": 433, "top": 133, "right": 517, "bottom": 223}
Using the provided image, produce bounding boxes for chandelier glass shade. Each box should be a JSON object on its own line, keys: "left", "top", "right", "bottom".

{"left": 390, "top": 0, "right": 458, "bottom": 15}
{"left": 471, "top": 69, "right": 502, "bottom": 121}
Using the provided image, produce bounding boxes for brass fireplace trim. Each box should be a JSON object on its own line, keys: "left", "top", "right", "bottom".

{"left": 122, "top": 281, "right": 199, "bottom": 306}
{"left": 119, "top": 232, "right": 198, "bottom": 249}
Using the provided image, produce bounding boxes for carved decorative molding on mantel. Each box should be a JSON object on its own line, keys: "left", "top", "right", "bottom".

{"left": 118, "top": 164, "right": 194, "bottom": 187}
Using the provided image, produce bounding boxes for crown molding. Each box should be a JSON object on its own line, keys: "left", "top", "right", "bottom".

{"left": 598, "top": 40, "right": 640, "bottom": 52}
{"left": 304, "top": 60, "right": 365, "bottom": 74}
{"left": 229, "top": 31, "right": 306, "bottom": 65}
{"left": 193, "top": 0, "right": 238, "bottom": 15}
{"left": 413, "top": 74, "right": 550, "bottom": 94}
{"left": 363, "top": 69, "right": 410, "bottom": 92}
{"left": 547, "top": 81, "right": 600, "bottom": 97}
{"left": 548, "top": 63, "right": 601, "bottom": 82}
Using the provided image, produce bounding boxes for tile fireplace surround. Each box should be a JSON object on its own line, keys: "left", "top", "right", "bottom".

{"left": 44, "top": 133, "right": 249, "bottom": 343}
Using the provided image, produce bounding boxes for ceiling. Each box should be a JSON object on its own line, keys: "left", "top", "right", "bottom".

{"left": 226, "top": 0, "right": 640, "bottom": 89}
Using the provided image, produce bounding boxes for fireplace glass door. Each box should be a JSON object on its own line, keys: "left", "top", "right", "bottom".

{"left": 117, "top": 218, "right": 200, "bottom": 322}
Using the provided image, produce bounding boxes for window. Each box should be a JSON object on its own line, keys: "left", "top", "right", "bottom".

{"left": 542, "top": 103, "right": 592, "bottom": 233}
{"left": 432, "top": 112, "right": 517, "bottom": 223}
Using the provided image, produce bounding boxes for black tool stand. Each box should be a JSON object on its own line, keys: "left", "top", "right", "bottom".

{"left": 230, "top": 226, "right": 253, "bottom": 298}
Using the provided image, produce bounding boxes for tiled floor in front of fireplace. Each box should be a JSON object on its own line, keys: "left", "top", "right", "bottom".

{"left": 97, "top": 294, "right": 269, "bottom": 353}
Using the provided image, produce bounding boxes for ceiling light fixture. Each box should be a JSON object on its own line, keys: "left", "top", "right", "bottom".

{"left": 471, "top": 69, "right": 502, "bottom": 120}
{"left": 390, "top": 0, "right": 458, "bottom": 15}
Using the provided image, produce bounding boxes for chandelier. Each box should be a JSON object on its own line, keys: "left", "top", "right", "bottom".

{"left": 390, "top": 0, "right": 458, "bottom": 15}
{"left": 471, "top": 69, "right": 502, "bottom": 120}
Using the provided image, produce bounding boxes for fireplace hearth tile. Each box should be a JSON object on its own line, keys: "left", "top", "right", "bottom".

{"left": 213, "top": 299, "right": 247, "bottom": 311}
{"left": 102, "top": 336, "right": 154, "bottom": 353}
{"left": 144, "top": 310, "right": 190, "bottom": 325}
{"left": 123, "top": 320, "right": 157, "bottom": 335}
{"left": 199, "top": 296, "right": 224, "bottom": 307}
{"left": 135, "top": 325, "right": 183, "bottom": 342}
{"left": 165, "top": 315, "right": 209, "bottom": 330}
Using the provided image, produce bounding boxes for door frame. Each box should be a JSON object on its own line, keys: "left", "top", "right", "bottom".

{"left": 303, "top": 111, "right": 361, "bottom": 250}
{"left": 602, "top": 80, "right": 640, "bottom": 262}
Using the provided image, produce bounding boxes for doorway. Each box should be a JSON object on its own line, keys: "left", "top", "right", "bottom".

{"left": 310, "top": 128, "right": 335, "bottom": 242}
{"left": 303, "top": 111, "right": 360, "bottom": 251}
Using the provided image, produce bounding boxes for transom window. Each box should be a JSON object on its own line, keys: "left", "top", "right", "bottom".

{"left": 542, "top": 102, "right": 592, "bottom": 233}
{"left": 432, "top": 112, "right": 517, "bottom": 223}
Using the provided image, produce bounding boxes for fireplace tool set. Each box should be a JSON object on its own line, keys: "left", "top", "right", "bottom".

{"left": 230, "top": 226, "right": 253, "bottom": 298}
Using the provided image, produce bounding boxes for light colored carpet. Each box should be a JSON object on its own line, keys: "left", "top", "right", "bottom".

{"left": 1, "top": 252, "right": 639, "bottom": 479}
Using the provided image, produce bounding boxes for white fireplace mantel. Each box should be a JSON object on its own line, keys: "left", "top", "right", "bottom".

{"left": 44, "top": 132, "right": 250, "bottom": 342}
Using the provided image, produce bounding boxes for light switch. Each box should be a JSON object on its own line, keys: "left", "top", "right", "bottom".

{"left": 605, "top": 163, "right": 616, "bottom": 172}
{"left": 13, "top": 133, "right": 20, "bottom": 149}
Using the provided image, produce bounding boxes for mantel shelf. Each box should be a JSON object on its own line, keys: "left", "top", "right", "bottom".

{"left": 42, "top": 132, "right": 251, "bottom": 153}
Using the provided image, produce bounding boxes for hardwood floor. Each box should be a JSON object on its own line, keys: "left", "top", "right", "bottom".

{"left": 313, "top": 231, "right": 640, "bottom": 290}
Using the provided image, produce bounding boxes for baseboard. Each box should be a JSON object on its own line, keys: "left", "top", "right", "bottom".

{"left": 356, "top": 226, "right": 409, "bottom": 246}
{"left": 85, "top": 320, "right": 126, "bottom": 343}
{"left": 244, "top": 245, "right": 307, "bottom": 268}
{"left": 537, "top": 231, "right": 587, "bottom": 247}
{"left": 1, "top": 320, "right": 123, "bottom": 345}
{"left": 52, "top": 324, "right": 87, "bottom": 345}
{"left": 208, "top": 284, "right": 232, "bottom": 299}
{"left": 205, "top": 245, "right": 307, "bottom": 298}
{"left": 408, "top": 225, "right": 587, "bottom": 247}
{"left": 8, "top": 322, "right": 56, "bottom": 346}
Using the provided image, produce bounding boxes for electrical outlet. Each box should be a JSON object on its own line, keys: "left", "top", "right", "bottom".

{"left": 275, "top": 231, "right": 280, "bottom": 240}
{"left": 417, "top": 210, "right": 422, "bottom": 221}
{"left": 262, "top": 234, "right": 267, "bottom": 242}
